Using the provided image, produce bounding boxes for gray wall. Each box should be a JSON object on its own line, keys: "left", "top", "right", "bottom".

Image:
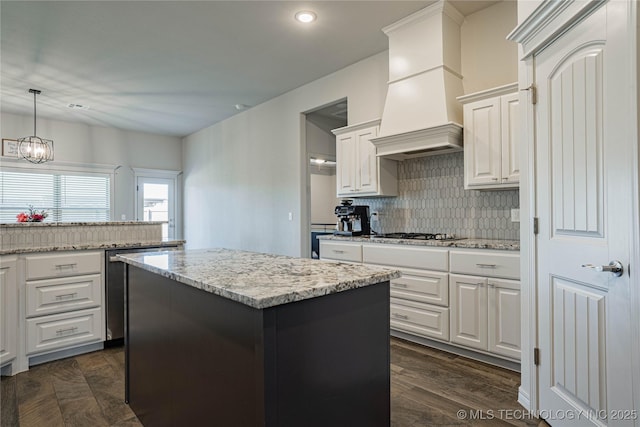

{"left": 182, "top": 52, "right": 389, "bottom": 256}
{"left": 182, "top": 2, "right": 520, "bottom": 255}
{"left": 1, "top": 112, "right": 183, "bottom": 235}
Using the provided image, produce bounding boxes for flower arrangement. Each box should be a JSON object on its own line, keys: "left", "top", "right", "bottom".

{"left": 16, "top": 205, "right": 49, "bottom": 222}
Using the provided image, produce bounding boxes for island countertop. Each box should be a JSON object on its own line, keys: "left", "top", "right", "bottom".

{"left": 117, "top": 248, "right": 401, "bottom": 309}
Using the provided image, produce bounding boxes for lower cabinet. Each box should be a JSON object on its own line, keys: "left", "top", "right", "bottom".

{"left": 24, "top": 250, "right": 104, "bottom": 357}
{"left": 390, "top": 298, "right": 450, "bottom": 342}
{"left": 487, "top": 278, "right": 521, "bottom": 359}
{"left": 0, "top": 256, "right": 18, "bottom": 367}
{"left": 26, "top": 307, "right": 103, "bottom": 355}
{"left": 450, "top": 274, "right": 488, "bottom": 351}
{"left": 450, "top": 273, "right": 521, "bottom": 360}
{"left": 321, "top": 239, "right": 522, "bottom": 363}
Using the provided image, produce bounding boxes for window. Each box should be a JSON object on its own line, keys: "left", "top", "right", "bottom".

{"left": 0, "top": 167, "right": 112, "bottom": 222}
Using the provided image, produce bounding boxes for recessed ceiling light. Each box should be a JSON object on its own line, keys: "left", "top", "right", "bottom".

{"left": 295, "top": 10, "right": 316, "bottom": 24}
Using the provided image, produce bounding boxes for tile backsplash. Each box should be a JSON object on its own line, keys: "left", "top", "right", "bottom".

{"left": 360, "top": 152, "right": 520, "bottom": 240}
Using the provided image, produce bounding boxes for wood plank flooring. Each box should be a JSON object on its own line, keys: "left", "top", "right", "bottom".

{"left": 1, "top": 338, "right": 539, "bottom": 427}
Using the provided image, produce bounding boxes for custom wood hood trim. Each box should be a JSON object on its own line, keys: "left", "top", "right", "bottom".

{"left": 371, "top": 122, "right": 463, "bottom": 161}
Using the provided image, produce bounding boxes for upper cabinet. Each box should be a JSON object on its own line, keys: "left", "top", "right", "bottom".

{"left": 458, "top": 83, "right": 520, "bottom": 190}
{"left": 332, "top": 119, "right": 398, "bottom": 198}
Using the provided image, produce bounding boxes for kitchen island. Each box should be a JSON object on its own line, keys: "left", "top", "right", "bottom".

{"left": 117, "top": 248, "right": 400, "bottom": 427}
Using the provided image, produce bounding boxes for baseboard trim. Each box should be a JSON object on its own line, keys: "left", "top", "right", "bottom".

{"left": 391, "top": 330, "right": 521, "bottom": 372}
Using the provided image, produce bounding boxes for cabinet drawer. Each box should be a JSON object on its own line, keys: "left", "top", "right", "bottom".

{"left": 26, "top": 307, "right": 103, "bottom": 355}
{"left": 390, "top": 298, "right": 449, "bottom": 342}
{"left": 26, "top": 274, "right": 102, "bottom": 318}
{"left": 390, "top": 268, "right": 449, "bottom": 307}
{"left": 319, "top": 242, "right": 362, "bottom": 263}
{"left": 450, "top": 250, "right": 520, "bottom": 280}
{"left": 25, "top": 251, "right": 102, "bottom": 280}
{"left": 363, "top": 244, "right": 448, "bottom": 271}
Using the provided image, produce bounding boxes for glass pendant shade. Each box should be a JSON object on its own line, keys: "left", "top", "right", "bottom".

{"left": 19, "top": 89, "right": 54, "bottom": 164}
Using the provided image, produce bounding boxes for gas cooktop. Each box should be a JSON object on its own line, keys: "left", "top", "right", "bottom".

{"left": 372, "top": 232, "right": 457, "bottom": 241}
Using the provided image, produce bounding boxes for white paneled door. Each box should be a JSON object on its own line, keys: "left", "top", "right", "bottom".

{"left": 535, "top": 3, "right": 634, "bottom": 426}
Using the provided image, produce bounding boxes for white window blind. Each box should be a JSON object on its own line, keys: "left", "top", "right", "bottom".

{"left": 0, "top": 169, "right": 111, "bottom": 222}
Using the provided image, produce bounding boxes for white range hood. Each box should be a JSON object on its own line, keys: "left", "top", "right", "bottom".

{"left": 371, "top": 1, "right": 465, "bottom": 161}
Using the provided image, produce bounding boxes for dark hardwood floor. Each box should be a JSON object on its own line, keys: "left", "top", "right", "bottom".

{"left": 1, "top": 338, "right": 539, "bottom": 427}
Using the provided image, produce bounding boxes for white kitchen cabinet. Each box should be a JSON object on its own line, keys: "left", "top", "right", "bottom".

{"left": 458, "top": 83, "right": 519, "bottom": 189}
{"left": 0, "top": 256, "right": 18, "bottom": 367}
{"left": 320, "top": 240, "right": 520, "bottom": 361}
{"left": 449, "top": 249, "right": 521, "bottom": 360}
{"left": 488, "top": 278, "right": 521, "bottom": 359}
{"left": 390, "top": 297, "right": 449, "bottom": 342}
{"left": 363, "top": 243, "right": 450, "bottom": 342}
{"left": 24, "top": 250, "right": 104, "bottom": 356}
{"left": 319, "top": 241, "right": 363, "bottom": 263}
{"left": 332, "top": 119, "right": 397, "bottom": 197}
{"left": 449, "top": 274, "right": 488, "bottom": 351}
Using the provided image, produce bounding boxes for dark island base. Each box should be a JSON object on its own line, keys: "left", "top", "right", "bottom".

{"left": 125, "top": 266, "right": 391, "bottom": 427}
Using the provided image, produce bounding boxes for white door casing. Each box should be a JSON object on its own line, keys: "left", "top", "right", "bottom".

{"left": 534, "top": 3, "right": 635, "bottom": 426}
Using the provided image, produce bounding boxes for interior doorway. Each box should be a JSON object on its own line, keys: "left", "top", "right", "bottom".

{"left": 303, "top": 99, "right": 347, "bottom": 258}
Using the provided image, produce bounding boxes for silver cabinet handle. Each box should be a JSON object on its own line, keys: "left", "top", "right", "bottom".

{"left": 392, "top": 282, "right": 408, "bottom": 288}
{"left": 491, "top": 178, "right": 499, "bottom": 181}
{"left": 476, "top": 263, "right": 497, "bottom": 269}
{"left": 392, "top": 313, "right": 409, "bottom": 320}
{"left": 332, "top": 249, "right": 345, "bottom": 254}
{"left": 56, "top": 326, "right": 78, "bottom": 336}
{"left": 55, "top": 293, "right": 78, "bottom": 300}
{"left": 582, "top": 261, "right": 624, "bottom": 277}
{"left": 55, "top": 263, "right": 77, "bottom": 268}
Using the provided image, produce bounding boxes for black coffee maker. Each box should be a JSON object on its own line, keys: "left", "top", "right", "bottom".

{"left": 334, "top": 200, "right": 370, "bottom": 236}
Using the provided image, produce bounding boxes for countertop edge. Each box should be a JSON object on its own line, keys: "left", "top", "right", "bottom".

{"left": 317, "top": 235, "right": 520, "bottom": 251}
{"left": 0, "top": 240, "right": 186, "bottom": 255}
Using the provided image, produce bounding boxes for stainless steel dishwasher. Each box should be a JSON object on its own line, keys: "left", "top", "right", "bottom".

{"left": 105, "top": 245, "right": 180, "bottom": 346}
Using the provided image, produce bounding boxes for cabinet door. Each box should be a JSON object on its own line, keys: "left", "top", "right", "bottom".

{"left": 336, "top": 133, "right": 356, "bottom": 196}
{"left": 464, "top": 98, "right": 502, "bottom": 188}
{"left": 354, "top": 126, "right": 378, "bottom": 194}
{"left": 488, "top": 278, "right": 521, "bottom": 360}
{"left": 449, "top": 274, "right": 488, "bottom": 351}
{"left": 500, "top": 93, "right": 520, "bottom": 185}
{"left": 0, "top": 257, "right": 18, "bottom": 366}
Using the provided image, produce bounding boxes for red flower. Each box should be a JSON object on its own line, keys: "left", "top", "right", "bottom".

{"left": 31, "top": 214, "right": 44, "bottom": 221}
{"left": 16, "top": 213, "right": 28, "bottom": 222}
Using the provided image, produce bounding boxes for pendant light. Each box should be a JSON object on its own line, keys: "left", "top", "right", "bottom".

{"left": 18, "top": 89, "right": 54, "bottom": 164}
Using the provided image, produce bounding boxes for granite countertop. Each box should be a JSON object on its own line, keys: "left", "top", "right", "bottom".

{"left": 0, "top": 221, "right": 164, "bottom": 228}
{"left": 0, "top": 240, "right": 185, "bottom": 255}
{"left": 117, "top": 248, "right": 401, "bottom": 309}
{"left": 317, "top": 235, "right": 520, "bottom": 251}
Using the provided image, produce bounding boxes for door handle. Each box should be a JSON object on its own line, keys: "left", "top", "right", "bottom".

{"left": 581, "top": 260, "right": 624, "bottom": 277}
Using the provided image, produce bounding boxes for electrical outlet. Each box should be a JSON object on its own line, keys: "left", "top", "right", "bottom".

{"left": 511, "top": 209, "right": 520, "bottom": 222}
{"left": 288, "top": 212, "right": 293, "bottom": 221}
{"left": 121, "top": 214, "right": 126, "bottom": 220}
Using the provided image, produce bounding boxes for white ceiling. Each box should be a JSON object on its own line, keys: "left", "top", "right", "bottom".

{"left": 1, "top": 1, "right": 499, "bottom": 137}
